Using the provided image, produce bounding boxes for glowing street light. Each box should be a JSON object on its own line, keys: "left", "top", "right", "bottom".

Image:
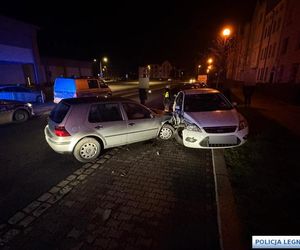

{"left": 207, "top": 58, "right": 213, "bottom": 64}
{"left": 207, "top": 65, "right": 213, "bottom": 70}
{"left": 100, "top": 57, "right": 108, "bottom": 78}
{"left": 222, "top": 28, "right": 231, "bottom": 37}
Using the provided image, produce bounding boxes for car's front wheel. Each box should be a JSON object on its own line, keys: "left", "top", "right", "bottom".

{"left": 158, "top": 124, "right": 174, "bottom": 140}
{"left": 73, "top": 137, "right": 101, "bottom": 163}
{"left": 13, "top": 109, "right": 29, "bottom": 123}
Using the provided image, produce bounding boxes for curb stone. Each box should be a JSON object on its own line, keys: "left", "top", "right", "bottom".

{"left": 212, "top": 149, "right": 246, "bottom": 250}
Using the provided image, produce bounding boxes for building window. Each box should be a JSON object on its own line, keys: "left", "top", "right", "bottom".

{"left": 259, "top": 13, "right": 263, "bottom": 24}
{"left": 257, "top": 68, "right": 261, "bottom": 80}
{"left": 281, "top": 37, "right": 289, "bottom": 54}
{"left": 260, "top": 68, "right": 265, "bottom": 80}
{"left": 264, "top": 27, "right": 268, "bottom": 39}
{"left": 278, "top": 65, "right": 284, "bottom": 82}
{"left": 290, "top": 63, "right": 299, "bottom": 82}
{"left": 260, "top": 49, "right": 264, "bottom": 60}
{"left": 272, "top": 21, "right": 277, "bottom": 33}
{"left": 277, "top": 18, "right": 281, "bottom": 31}
{"left": 296, "top": 33, "right": 300, "bottom": 50}
{"left": 268, "top": 44, "right": 272, "bottom": 58}
{"left": 264, "top": 47, "right": 268, "bottom": 59}
{"left": 272, "top": 43, "right": 277, "bottom": 57}
{"left": 264, "top": 67, "right": 269, "bottom": 81}
{"left": 268, "top": 25, "right": 272, "bottom": 37}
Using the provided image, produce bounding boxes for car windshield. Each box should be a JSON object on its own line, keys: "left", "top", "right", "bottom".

{"left": 184, "top": 93, "right": 233, "bottom": 112}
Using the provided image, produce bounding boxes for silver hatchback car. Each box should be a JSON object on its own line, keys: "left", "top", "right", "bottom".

{"left": 44, "top": 97, "right": 174, "bottom": 162}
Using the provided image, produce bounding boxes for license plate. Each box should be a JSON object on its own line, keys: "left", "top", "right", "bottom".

{"left": 209, "top": 135, "right": 237, "bottom": 144}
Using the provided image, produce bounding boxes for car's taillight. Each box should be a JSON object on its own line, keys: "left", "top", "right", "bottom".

{"left": 54, "top": 126, "right": 70, "bottom": 137}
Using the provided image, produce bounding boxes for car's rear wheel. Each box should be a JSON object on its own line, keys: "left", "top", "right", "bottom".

{"left": 158, "top": 124, "right": 174, "bottom": 140}
{"left": 13, "top": 109, "right": 29, "bottom": 123}
{"left": 73, "top": 137, "right": 101, "bottom": 163}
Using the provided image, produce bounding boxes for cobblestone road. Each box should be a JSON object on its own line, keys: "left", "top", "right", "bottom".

{"left": 5, "top": 139, "right": 220, "bottom": 250}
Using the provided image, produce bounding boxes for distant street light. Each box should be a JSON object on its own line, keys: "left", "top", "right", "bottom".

{"left": 100, "top": 57, "right": 108, "bottom": 78}
{"left": 207, "top": 58, "right": 213, "bottom": 64}
{"left": 197, "top": 65, "right": 202, "bottom": 75}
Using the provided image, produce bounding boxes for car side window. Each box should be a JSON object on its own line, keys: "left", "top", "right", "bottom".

{"left": 2, "top": 87, "right": 15, "bottom": 92}
{"left": 123, "top": 103, "right": 152, "bottom": 120}
{"left": 88, "top": 103, "right": 123, "bottom": 123}
{"left": 87, "top": 80, "right": 99, "bottom": 89}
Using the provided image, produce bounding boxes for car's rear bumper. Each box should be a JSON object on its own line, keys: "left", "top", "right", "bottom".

{"left": 44, "top": 126, "right": 72, "bottom": 154}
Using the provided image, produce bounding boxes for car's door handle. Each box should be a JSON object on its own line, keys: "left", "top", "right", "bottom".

{"left": 95, "top": 125, "right": 103, "bottom": 129}
{"left": 128, "top": 122, "right": 135, "bottom": 126}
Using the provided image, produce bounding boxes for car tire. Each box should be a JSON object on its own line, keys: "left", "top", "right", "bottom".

{"left": 73, "top": 137, "right": 101, "bottom": 163}
{"left": 158, "top": 124, "right": 174, "bottom": 140}
{"left": 13, "top": 109, "right": 29, "bottom": 123}
{"left": 174, "top": 125, "right": 185, "bottom": 145}
{"left": 36, "top": 95, "right": 43, "bottom": 103}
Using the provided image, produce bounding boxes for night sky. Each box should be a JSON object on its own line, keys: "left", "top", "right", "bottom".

{"left": 1, "top": 0, "right": 257, "bottom": 74}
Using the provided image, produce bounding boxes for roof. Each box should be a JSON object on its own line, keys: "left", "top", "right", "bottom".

{"left": 183, "top": 88, "right": 220, "bottom": 95}
{"left": 62, "top": 96, "right": 134, "bottom": 105}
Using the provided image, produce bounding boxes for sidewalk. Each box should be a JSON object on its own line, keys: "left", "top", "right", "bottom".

{"left": 231, "top": 85, "right": 300, "bottom": 137}
{"left": 1, "top": 140, "right": 220, "bottom": 250}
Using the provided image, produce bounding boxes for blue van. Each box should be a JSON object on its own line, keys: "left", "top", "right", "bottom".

{"left": 53, "top": 77, "right": 112, "bottom": 103}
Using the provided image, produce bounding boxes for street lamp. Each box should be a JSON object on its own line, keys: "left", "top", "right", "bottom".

{"left": 100, "top": 57, "right": 108, "bottom": 78}
{"left": 221, "top": 27, "right": 232, "bottom": 46}
{"left": 207, "top": 58, "right": 213, "bottom": 64}
{"left": 222, "top": 28, "right": 231, "bottom": 37}
{"left": 215, "top": 27, "right": 232, "bottom": 89}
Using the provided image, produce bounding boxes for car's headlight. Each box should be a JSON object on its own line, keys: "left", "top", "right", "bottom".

{"left": 186, "top": 123, "right": 202, "bottom": 132}
{"left": 238, "top": 119, "right": 248, "bottom": 131}
{"left": 27, "top": 103, "right": 32, "bottom": 107}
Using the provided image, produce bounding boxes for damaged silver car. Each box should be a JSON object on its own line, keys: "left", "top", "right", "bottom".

{"left": 172, "top": 88, "right": 248, "bottom": 148}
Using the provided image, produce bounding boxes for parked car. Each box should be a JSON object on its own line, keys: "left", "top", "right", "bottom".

{"left": 45, "top": 97, "right": 174, "bottom": 162}
{"left": 0, "top": 99, "right": 34, "bottom": 125}
{"left": 172, "top": 88, "right": 248, "bottom": 148}
{"left": 0, "top": 85, "right": 45, "bottom": 103}
{"left": 53, "top": 77, "right": 112, "bottom": 104}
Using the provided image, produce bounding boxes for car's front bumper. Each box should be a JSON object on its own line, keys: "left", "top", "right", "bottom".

{"left": 182, "top": 127, "right": 248, "bottom": 149}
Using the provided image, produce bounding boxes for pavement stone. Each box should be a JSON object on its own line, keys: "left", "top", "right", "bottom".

{"left": 5, "top": 139, "right": 220, "bottom": 250}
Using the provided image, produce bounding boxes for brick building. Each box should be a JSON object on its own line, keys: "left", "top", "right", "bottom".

{"left": 139, "top": 60, "right": 173, "bottom": 79}
{"left": 226, "top": 0, "right": 300, "bottom": 84}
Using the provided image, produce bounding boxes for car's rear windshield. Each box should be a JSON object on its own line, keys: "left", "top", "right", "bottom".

{"left": 50, "top": 102, "right": 70, "bottom": 123}
{"left": 184, "top": 93, "right": 233, "bottom": 112}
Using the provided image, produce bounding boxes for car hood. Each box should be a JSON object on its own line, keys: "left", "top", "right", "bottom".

{"left": 183, "top": 109, "right": 239, "bottom": 127}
